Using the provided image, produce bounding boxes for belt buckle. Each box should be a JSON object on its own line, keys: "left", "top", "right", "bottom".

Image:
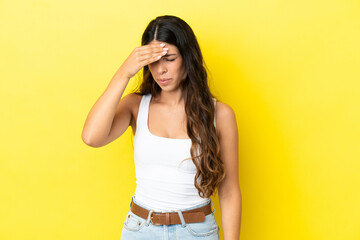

{"left": 150, "top": 213, "right": 162, "bottom": 226}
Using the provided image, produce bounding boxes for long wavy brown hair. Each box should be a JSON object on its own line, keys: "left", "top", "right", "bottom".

{"left": 132, "top": 15, "right": 225, "bottom": 198}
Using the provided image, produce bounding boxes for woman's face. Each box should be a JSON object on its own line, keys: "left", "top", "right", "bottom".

{"left": 148, "top": 40, "right": 187, "bottom": 92}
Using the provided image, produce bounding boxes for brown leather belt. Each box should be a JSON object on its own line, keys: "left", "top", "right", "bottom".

{"left": 130, "top": 201, "right": 213, "bottom": 225}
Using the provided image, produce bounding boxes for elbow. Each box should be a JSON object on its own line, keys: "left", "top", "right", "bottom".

{"left": 81, "top": 132, "right": 100, "bottom": 148}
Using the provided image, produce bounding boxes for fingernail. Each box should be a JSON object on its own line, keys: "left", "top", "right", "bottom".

{"left": 163, "top": 47, "right": 169, "bottom": 50}
{"left": 160, "top": 43, "right": 166, "bottom": 47}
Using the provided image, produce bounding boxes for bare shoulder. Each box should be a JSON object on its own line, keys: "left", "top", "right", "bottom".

{"left": 214, "top": 100, "right": 237, "bottom": 137}
{"left": 122, "top": 92, "right": 142, "bottom": 109}
{"left": 215, "top": 100, "right": 236, "bottom": 123}
{"left": 121, "top": 92, "right": 143, "bottom": 130}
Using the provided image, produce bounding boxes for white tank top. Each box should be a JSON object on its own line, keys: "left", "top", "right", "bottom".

{"left": 133, "top": 93, "right": 216, "bottom": 212}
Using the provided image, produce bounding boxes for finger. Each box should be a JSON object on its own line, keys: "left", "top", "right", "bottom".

{"left": 137, "top": 49, "right": 167, "bottom": 61}
{"left": 137, "top": 46, "right": 167, "bottom": 56}
{"left": 142, "top": 43, "right": 166, "bottom": 52}
{"left": 137, "top": 45, "right": 168, "bottom": 60}
{"left": 143, "top": 54, "right": 163, "bottom": 65}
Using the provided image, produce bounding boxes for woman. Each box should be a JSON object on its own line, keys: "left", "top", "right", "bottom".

{"left": 82, "top": 15, "right": 241, "bottom": 240}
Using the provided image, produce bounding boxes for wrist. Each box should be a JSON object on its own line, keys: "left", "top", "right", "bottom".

{"left": 112, "top": 68, "right": 131, "bottom": 83}
{"left": 115, "top": 66, "right": 132, "bottom": 80}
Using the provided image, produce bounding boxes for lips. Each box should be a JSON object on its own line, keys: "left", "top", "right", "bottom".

{"left": 158, "top": 78, "right": 171, "bottom": 85}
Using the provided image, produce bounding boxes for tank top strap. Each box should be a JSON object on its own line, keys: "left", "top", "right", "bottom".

{"left": 136, "top": 93, "right": 151, "bottom": 133}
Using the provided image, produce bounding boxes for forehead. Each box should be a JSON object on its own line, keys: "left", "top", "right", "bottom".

{"left": 149, "top": 40, "right": 179, "bottom": 52}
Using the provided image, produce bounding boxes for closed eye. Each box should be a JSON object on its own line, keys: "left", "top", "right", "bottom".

{"left": 165, "top": 58, "right": 176, "bottom": 62}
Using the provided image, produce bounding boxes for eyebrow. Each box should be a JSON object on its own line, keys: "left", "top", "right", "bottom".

{"left": 163, "top": 54, "right": 177, "bottom": 57}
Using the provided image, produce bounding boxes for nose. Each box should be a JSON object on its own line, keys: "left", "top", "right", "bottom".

{"left": 157, "top": 61, "right": 168, "bottom": 75}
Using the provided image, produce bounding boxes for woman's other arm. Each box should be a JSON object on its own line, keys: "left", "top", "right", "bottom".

{"left": 216, "top": 101, "right": 242, "bottom": 240}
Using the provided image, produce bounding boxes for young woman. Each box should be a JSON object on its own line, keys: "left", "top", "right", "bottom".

{"left": 82, "top": 15, "right": 241, "bottom": 240}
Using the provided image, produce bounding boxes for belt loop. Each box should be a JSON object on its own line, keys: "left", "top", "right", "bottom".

{"left": 176, "top": 209, "right": 186, "bottom": 228}
{"left": 165, "top": 212, "right": 170, "bottom": 225}
{"left": 129, "top": 195, "right": 135, "bottom": 209}
{"left": 211, "top": 199, "right": 216, "bottom": 214}
{"left": 146, "top": 209, "right": 154, "bottom": 226}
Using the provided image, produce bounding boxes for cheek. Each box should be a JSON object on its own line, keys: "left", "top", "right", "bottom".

{"left": 148, "top": 64, "right": 158, "bottom": 76}
{"left": 173, "top": 61, "right": 184, "bottom": 73}
{"left": 148, "top": 64, "right": 154, "bottom": 72}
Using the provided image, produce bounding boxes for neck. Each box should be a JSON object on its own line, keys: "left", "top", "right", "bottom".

{"left": 155, "top": 89, "right": 185, "bottom": 106}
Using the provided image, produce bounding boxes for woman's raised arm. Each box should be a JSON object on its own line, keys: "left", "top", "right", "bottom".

{"left": 81, "top": 43, "right": 168, "bottom": 147}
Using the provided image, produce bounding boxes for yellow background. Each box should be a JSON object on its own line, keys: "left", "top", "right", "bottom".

{"left": 1, "top": 0, "right": 359, "bottom": 239}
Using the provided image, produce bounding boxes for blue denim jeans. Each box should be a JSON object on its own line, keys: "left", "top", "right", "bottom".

{"left": 120, "top": 195, "right": 220, "bottom": 240}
